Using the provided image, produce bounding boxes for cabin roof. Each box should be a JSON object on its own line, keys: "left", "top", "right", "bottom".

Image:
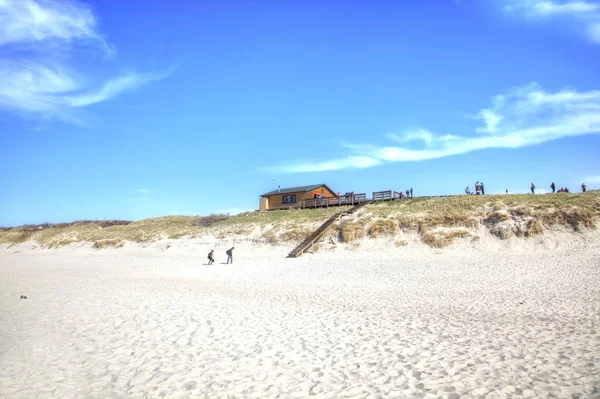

{"left": 260, "top": 184, "right": 329, "bottom": 197}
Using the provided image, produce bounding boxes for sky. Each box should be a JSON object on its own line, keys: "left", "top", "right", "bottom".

{"left": 1, "top": 0, "right": 600, "bottom": 226}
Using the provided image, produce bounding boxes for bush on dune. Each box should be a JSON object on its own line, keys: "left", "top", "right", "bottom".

{"left": 370, "top": 219, "right": 398, "bottom": 238}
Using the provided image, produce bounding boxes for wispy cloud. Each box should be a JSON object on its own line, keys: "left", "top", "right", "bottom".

{"left": 504, "top": 0, "right": 600, "bottom": 43}
{"left": 66, "top": 72, "right": 170, "bottom": 108}
{"left": 0, "top": 0, "right": 169, "bottom": 124}
{"left": 137, "top": 188, "right": 149, "bottom": 194}
{"left": 583, "top": 175, "right": 600, "bottom": 183}
{"left": 0, "top": 0, "right": 111, "bottom": 50}
{"left": 263, "top": 83, "right": 600, "bottom": 174}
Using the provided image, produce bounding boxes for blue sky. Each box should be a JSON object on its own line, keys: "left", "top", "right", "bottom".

{"left": 1, "top": 0, "right": 600, "bottom": 225}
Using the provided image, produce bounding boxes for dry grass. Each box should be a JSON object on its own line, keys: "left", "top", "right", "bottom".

{"left": 369, "top": 219, "right": 398, "bottom": 238}
{"left": 539, "top": 208, "right": 595, "bottom": 231}
{"left": 490, "top": 226, "right": 512, "bottom": 240}
{"left": 260, "top": 230, "right": 279, "bottom": 245}
{"left": 397, "top": 209, "right": 478, "bottom": 233}
{"left": 93, "top": 239, "right": 125, "bottom": 249}
{"left": 0, "top": 228, "right": 34, "bottom": 244}
{"left": 341, "top": 220, "right": 368, "bottom": 242}
{"left": 1, "top": 191, "right": 598, "bottom": 248}
{"left": 219, "top": 208, "right": 340, "bottom": 227}
{"left": 279, "top": 228, "right": 310, "bottom": 242}
{"left": 394, "top": 240, "right": 408, "bottom": 247}
{"left": 194, "top": 214, "right": 230, "bottom": 227}
{"left": 421, "top": 228, "right": 471, "bottom": 248}
{"left": 47, "top": 239, "right": 78, "bottom": 248}
{"left": 231, "top": 228, "right": 253, "bottom": 236}
{"left": 485, "top": 211, "right": 510, "bottom": 223}
{"left": 525, "top": 219, "right": 544, "bottom": 237}
{"left": 350, "top": 242, "right": 361, "bottom": 251}
{"left": 509, "top": 207, "right": 532, "bottom": 218}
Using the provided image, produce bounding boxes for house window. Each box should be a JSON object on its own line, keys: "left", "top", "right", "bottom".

{"left": 282, "top": 194, "right": 296, "bottom": 204}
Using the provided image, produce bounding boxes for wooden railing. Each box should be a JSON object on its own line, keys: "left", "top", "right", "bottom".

{"left": 301, "top": 193, "right": 368, "bottom": 209}
{"left": 288, "top": 200, "right": 373, "bottom": 258}
{"left": 372, "top": 190, "right": 401, "bottom": 201}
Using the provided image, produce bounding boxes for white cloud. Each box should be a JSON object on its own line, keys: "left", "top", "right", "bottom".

{"left": 0, "top": 0, "right": 168, "bottom": 124}
{"left": 137, "top": 188, "right": 149, "bottom": 194}
{"left": 388, "top": 129, "right": 436, "bottom": 147}
{"left": 504, "top": 0, "right": 600, "bottom": 43}
{"left": 0, "top": 0, "right": 110, "bottom": 50}
{"left": 263, "top": 83, "right": 600, "bottom": 173}
{"left": 590, "top": 22, "right": 600, "bottom": 41}
{"left": 476, "top": 110, "right": 502, "bottom": 134}
{"left": 263, "top": 155, "right": 382, "bottom": 174}
{"left": 66, "top": 72, "right": 168, "bottom": 108}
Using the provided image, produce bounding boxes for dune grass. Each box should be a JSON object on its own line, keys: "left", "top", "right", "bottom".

{"left": 1, "top": 191, "right": 598, "bottom": 248}
{"left": 485, "top": 211, "right": 510, "bottom": 223}
{"left": 260, "top": 230, "right": 279, "bottom": 245}
{"left": 93, "top": 239, "right": 125, "bottom": 249}
{"left": 370, "top": 219, "right": 398, "bottom": 238}
{"left": 341, "top": 220, "right": 368, "bottom": 243}
{"left": 421, "top": 228, "right": 471, "bottom": 248}
{"left": 279, "top": 228, "right": 311, "bottom": 242}
{"left": 220, "top": 207, "right": 340, "bottom": 226}
{"left": 526, "top": 219, "right": 545, "bottom": 237}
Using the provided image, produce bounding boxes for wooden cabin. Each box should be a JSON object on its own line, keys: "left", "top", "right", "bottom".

{"left": 259, "top": 184, "right": 336, "bottom": 211}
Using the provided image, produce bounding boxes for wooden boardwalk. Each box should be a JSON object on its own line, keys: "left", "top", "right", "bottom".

{"left": 301, "top": 193, "right": 368, "bottom": 209}
{"left": 287, "top": 200, "right": 372, "bottom": 258}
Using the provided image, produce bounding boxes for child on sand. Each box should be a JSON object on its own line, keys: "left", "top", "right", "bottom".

{"left": 207, "top": 250, "right": 215, "bottom": 265}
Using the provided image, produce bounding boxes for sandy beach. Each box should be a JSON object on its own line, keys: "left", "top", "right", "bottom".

{"left": 1, "top": 240, "right": 599, "bottom": 399}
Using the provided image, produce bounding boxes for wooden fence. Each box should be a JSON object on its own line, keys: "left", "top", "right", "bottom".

{"left": 372, "top": 190, "right": 401, "bottom": 201}
{"left": 301, "top": 193, "right": 368, "bottom": 209}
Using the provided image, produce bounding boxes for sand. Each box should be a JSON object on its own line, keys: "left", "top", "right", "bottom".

{"left": 1, "top": 239, "right": 599, "bottom": 399}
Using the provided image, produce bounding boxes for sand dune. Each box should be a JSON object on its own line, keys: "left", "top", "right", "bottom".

{"left": 1, "top": 241, "right": 599, "bottom": 398}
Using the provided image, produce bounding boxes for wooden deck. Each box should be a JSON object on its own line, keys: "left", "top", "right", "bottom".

{"left": 301, "top": 193, "right": 368, "bottom": 209}
{"left": 266, "top": 192, "right": 462, "bottom": 211}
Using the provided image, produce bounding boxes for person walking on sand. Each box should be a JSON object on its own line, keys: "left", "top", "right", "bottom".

{"left": 410, "top": 187, "right": 413, "bottom": 198}
{"left": 207, "top": 250, "right": 215, "bottom": 265}
{"left": 582, "top": 183, "right": 586, "bottom": 192}
{"left": 551, "top": 181, "right": 556, "bottom": 193}
{"left": 481, "top": 182, "right": 485, "bottom": 195}
{"left": 506, "top": 188, "right": 508, "bottom": 194}
{"left": 531, "top": 183, "right": 535, "bottom": 194}
{"left": 226, "top": 247, "right": 234, "bottom": 264}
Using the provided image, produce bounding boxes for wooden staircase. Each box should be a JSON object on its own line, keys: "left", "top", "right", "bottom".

{"left": 286, "top": 200, "right": 372, "bottom": 258}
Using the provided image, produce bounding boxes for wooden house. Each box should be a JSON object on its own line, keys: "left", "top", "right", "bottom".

{"left": 259, "top": 184, "right": 336, "bottom": 211}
